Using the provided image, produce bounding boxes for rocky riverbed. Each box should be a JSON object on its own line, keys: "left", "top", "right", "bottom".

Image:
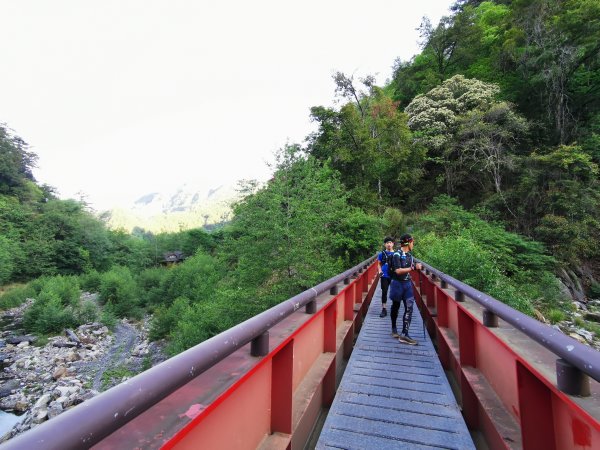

{"left": 0, "top": 299, "right": 167, "bottom": 443}
{"left": 555, "top": 298, "right": 600, "bottom": 350}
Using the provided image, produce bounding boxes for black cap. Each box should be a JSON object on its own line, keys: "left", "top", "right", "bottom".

{"left": 399, "top": 234, "right": 413, "bottom": 246}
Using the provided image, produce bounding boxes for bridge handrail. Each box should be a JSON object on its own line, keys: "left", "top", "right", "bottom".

{"left": 416, "top": 259, "right": 600, "bottom": 383}
{"left": 2, "top": 255, "right": 376, "bottom": 450}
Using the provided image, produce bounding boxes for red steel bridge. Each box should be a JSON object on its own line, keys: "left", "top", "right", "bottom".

{"left": 2, "top": 256, "right": 599, "bottom": 449}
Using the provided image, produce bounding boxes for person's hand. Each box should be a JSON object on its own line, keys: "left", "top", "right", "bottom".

{"left": 415, "top": 263, "right": 423, "bottom": 270}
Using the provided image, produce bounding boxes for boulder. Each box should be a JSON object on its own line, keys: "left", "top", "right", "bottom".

{"left": 574, "top": 328, "right": 594, "bottom": 342}
{"left": 53, "top": 386, "right": 70, "bottom": 398}
{"left": 584, "top": 312, "right": 600, "bottom": 323}
{"left": 32, "top": 408, "right": 48, "bottom": 424}
{"left": 33, "top": 394, "right": 51, "bottom": 409}
{"left": 47, "top": 402, "right": 63, "bottom": 419}
{"left": 65, "top": 352, "right": 80, "bottom": 362}
{"left": 6, "top": 336, "right": 36, "bottom": 345}
{"left": 0, "top": 379, "right": 20, "bottom": 398}
{"left": 569, "top": 332, "right": 588, "bottom": 344}
{"left": 14, "top": 400, "right": 29, "bottom": 412}
{"left": 52, "top": 367, "right": 67, "bottom": 380}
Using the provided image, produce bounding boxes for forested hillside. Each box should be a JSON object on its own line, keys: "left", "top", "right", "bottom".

{"left": 0, "top": 125, "right": 379, "bottom": 353}
{"left": 308, "top": 0, "right": 600, "bottom": 292}
{"left": 1, "top": 0, "right": 599, "bottom": 354}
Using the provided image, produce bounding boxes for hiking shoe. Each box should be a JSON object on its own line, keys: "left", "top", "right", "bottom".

{"left": 398, "top": 334, "right": 418, "bottom": 345}
{"left": 379, "top": 308, "right": 387, "bottom": 318}
{"left": 391, "top": 329, "right": 400, "bottom": 338}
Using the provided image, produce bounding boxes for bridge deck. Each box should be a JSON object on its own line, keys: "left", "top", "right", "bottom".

{"left": 317, "top": 279, "right": 475, "bottom": 450}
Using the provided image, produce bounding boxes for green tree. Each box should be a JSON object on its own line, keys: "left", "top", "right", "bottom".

{"left": 308, "top": 73, "right": 422, "bottom": 209}
{"left": 406, "top": 75, "right": 528, "bottom": 210}
{"left": 0, "top": 125, "right": 39, "bottom": 201}
{"left": 230, "top": 145, "right": 379, "bottom": 299}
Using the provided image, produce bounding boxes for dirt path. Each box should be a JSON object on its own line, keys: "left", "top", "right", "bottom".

{"left": 90, "top": 321, "right": 140, "bottom": 391}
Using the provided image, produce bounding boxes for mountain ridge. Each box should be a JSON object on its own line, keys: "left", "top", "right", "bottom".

{"left": 99, "top": 183, "right": 240, "bottom": 233}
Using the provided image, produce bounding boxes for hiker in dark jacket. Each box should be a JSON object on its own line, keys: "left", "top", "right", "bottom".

{"left": 389, "top": 234, "right": 422, "bottom": 345}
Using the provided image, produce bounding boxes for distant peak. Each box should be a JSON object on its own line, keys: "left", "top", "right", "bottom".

{"left": 134, "top": 192, "right": 160, "bottom": 205}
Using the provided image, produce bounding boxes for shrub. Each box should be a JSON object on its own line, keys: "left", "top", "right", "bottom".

{"left": 416, "top": 232, "right": 500, "bottom": 290}
{"left": 160, "top": 254, "right": 219, "bottom": 306}
{"left": 38, "top": 276, "right": 81, "bottom": 308}
{"left": 76, "top": 299, "right": 99, "bottom": 323}
{"left": 0, "top": 236, "right": 16, "bottom": 285}
{"left": 0, "top": 284, "right": 35, "bottom": 310}
{"left": 27, "top": 276, "right": 51, "bottom": 295}
{"left": 136, "top": 267, "right": 168, "bottom": 308}
{"left": 100, "top": 301, "right": 118, "bottom": 329}
{"left": 99, "top": 266, "right": 140, "bottom": 318}
{"left": 80, "top": 270, "right": 102, "bottom": 292}
{"left": 24, "top": 291, "right": 77, "bottom": 334}
{"left": 149, "top": 296, "right": 190, "bottom": 341}
{"left": 167, "top": 298, "right": 236, "bottom": 355}
{"left": 166, "top": 287, "right": 265, "bottom": 355}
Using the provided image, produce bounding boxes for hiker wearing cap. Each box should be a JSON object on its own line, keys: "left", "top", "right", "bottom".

{"left": 389, "top": 233, "right": 422, "bottom": 345}
{"left": 377, "top": 237, "right": 395, "bottom": 318}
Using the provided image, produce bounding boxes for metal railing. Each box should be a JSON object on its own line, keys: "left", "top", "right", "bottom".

{"left": 417, "top": 259, "right": 600, "bottom": 385}
{"left": 2, "top": 256, "right": 376, "bottom": 450}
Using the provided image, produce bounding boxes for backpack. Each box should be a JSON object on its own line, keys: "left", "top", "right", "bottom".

{"left": 390, "top": 250, "right": 415, "bottom": 281}
{"left": 386, "top": 250, "right": 398, "bottom": 274}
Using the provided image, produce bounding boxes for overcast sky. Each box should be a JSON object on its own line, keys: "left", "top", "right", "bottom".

{"left": 0, "top": 1, "right": 453, "bottom": 210}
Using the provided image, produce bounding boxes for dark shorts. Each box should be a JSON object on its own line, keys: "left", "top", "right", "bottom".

{"left": 389, "top": 279, "right": 414, "bottom": 304}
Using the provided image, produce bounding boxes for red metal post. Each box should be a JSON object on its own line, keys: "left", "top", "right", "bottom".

{"left": 458, "top": 309, "right": 476, "bottom": 367}
{"left": 272, "top": 341, "right": 294, "bottom": 434}
{"left": 324, "top": 304, "right": 336, "bottom": 353}
{"left": 517, "top": 361, "right": 557, "bottom": 450}
{"left": 344, "top": 288, "right": 353, "bottom": 321}
{"left": 436, "top": 285, "right": 448, "bottom": 328}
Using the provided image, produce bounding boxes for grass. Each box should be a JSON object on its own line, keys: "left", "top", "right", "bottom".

{"left": 0, "top": 283, "right": 25, "bottom": 296}
{"left": 581, "top": 321, "right": 600, "bottom": 336}
{"left": 33, "top": 335, "right": 49, "bottom": 347}
{"left": 141, "top": 355, "right": 152, "bottom": 372}
{"left": 101, "top": 365, "right": 133, "bottom": 391}
{"left": 548, "top": 309, "right": 565, "bottom": 324}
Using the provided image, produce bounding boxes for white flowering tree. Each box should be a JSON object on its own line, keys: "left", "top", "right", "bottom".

{"left": 405, "top": 75, "right": 527, "bottom": 203}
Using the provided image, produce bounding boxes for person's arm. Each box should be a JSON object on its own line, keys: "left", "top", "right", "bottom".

{"left": 378, "top": 253, "right": 384, "bottom": 275}
{"left": 392, "top": 253, "right": 410, "bottom": 275}
{"left": 409, "top": 254, "right": 423, "bottom": 271}
{"left": 393, "top": 253, "right": 420, "bottom": 274}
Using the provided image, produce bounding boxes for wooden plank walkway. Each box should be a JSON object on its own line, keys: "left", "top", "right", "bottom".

{"left": 317, "top": 279, "right": 475, "bottom": 450}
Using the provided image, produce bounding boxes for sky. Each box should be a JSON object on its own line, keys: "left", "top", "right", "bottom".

{"left": 0, "top": 0, "right": 454, "bottom": 210}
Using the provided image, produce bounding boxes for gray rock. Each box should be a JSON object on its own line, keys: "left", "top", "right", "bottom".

{"left": 53, "top": 387, "right": 70, "bottom": 398}
{"left": 52, "top": 367, "right": 68, "bottom": 380}
{"left": 574, "top": 328, "right": 594, "bottom": 342}
{"left": 33, "top": 394, "right": 51, "bottom": 409}
{"left": 5, "top": 336, "right": 36, "bottom": 345}
{"left": 14, "top": 400, "right": 29, "bottom": 412}
{"left": 584, "top": 312, "right": 600, "bottom": 323}
{"left": 47, "top": 402, "right": 63, "bottom": 419}
{"left": 32, "top": 408, "right": 48, "bottom": 424}
{"left": 0, "top": 380, "right": 20, "bottom": 398}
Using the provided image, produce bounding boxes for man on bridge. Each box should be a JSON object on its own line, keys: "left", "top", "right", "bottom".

{"left": 389, "top": 233, "right": 422, "bottom": 345}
